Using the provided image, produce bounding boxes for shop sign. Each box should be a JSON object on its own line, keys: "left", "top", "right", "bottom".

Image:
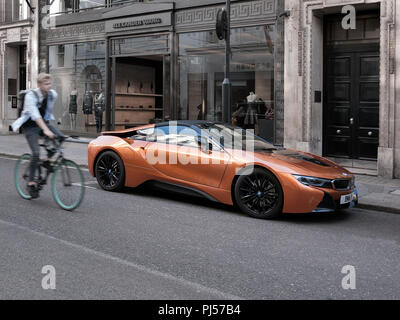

{"left": 106, "top": 12, "right": 171, "bottom": 33}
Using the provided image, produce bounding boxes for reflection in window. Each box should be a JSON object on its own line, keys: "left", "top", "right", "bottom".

{"left": 178, "top": 26, "right": 275, "bottom": 137}
{"left": 48, "top": 0, "right": 143, "bottom": 14}
{"left": 2, "top": 0, "right": 29, "bottom": 23}
{"left": 49, "top": 41, "right": 106, "bottom": 133}
{"left": 48, "top": 0, "right": 105, "bottom": 14}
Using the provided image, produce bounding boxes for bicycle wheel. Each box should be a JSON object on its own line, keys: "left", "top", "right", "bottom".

{"left": 15, "top": 154, "right": 33, "bottom": 200}
{"left": 52, "top": 159, "right": 85, "bottom": 211}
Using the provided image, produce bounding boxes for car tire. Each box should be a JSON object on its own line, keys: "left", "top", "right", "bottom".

{"left": 234, "top": 167, "right": 283, "bottom": 219}
{"left": 95, "top": 151, "right": 125, "bottom": 192}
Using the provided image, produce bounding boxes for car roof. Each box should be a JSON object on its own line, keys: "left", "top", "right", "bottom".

{"left": 101, "top": 121, "right": 226, "bottom": 137}
{"left": 154, "top": 120, "right": 224, "bottom": 128}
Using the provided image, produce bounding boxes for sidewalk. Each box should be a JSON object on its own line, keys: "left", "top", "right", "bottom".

{"left": 0, "top": 133, "right": 399, "bottom": 214}
{"left": 0, "top": 133, "right": 90, "bottom": 168}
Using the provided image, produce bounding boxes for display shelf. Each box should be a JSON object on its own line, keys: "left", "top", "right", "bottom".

{"left": 115, "top": 92, "right": 163, "bottom": 97}
{"left": 115, "top": 108, "right": 163, "bottom": 111}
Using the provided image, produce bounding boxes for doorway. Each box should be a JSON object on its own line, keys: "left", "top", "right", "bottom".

{"left": 7, "top": 44, "right": 26, "bottom": 123}
{"left": 111, "top": 55, "right": 169, "bottom": 130}
{"left": 323, "top": 12, "right": 380, "bottom": 166}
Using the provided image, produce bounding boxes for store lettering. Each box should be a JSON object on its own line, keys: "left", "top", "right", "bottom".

{"left": 113, "top": 18, "right": 162, "bottom": 29}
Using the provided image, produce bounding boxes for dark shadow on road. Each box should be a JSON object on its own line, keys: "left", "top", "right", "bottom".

{"left": 279, "top": 210, "right": 352, "bottom": 224}
{"left": 121, "top": 184, "right": 243, "bottom": 216}
{"left": 119, "top": 183, "right": 355, "bottom": 224}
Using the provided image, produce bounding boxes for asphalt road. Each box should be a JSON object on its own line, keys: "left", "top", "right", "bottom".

{"left": 0, "top": 156, "right": 399, "bottom": 300}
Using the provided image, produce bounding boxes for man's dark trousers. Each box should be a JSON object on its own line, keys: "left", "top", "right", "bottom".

{"left": 23, "top": 124, "right": 64, "bottom": 182}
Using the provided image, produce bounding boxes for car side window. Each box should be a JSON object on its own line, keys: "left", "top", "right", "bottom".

{"left": 130, "top": 128, "right": 155, "bottom": 141}
{"left": 152, "top": 125, "right": 200, "bottom": 148}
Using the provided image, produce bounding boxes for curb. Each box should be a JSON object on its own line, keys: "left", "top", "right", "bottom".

{"left": 356, "top": 202, "right": 400, "bottom": 214}
{"left": 65, "top": 138, "right": 91, "bottom": 145}
{"left": 0, "top": 153, "right": 89, "bottom": 169}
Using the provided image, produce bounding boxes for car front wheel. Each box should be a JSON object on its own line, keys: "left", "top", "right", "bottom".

{"left": 95, "top": 151, "right": 125, "bottom": 192}
{"left": 234, "top": 167, "right": 283, "bottom": 219}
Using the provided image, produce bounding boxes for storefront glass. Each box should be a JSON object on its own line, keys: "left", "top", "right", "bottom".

{"left": 49, "top": 0, "right": 105, "bottom": 14}
{"left": 178, "top": 25, "right": 275, "bottom": 139}
{"left": 1, "top": 0, "right": 29, "bottom": 23}
{"left": 48, "top": 41, "right": 106, "bottom": 134}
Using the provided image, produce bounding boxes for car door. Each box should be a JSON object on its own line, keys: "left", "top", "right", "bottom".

{"left": 144, "top": 125, "right": 230, "bottom": 188}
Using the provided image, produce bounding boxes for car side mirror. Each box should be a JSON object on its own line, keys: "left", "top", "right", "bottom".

{"left": 197, "top": 136, "right": 213, "bottom": 154}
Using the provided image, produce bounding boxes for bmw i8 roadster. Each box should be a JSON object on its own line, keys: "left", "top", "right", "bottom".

{"left": 88, "top": 121, "right": 358, "bottom": 219}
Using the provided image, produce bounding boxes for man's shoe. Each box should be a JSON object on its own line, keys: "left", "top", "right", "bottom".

{"left": 28, "top": 185, "right": 39, "bottom": 199}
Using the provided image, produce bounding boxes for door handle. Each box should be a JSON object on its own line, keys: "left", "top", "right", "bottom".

{"left": 368, "top": 131, "right": 373, "bottom": 136}
{"left": 336, "top": 129, "right": 342, "bottom": 134}
{"left": 349, "top": 118, "right": 354, "bottom": 125}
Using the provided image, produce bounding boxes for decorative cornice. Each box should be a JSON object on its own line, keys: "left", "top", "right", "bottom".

{"left": 175, "top": 0, "right": 276, "bottom": 31}
{"left": 44, "top": 22, "right": 106, "bottom": 45}
{"left": 0, "top": 20, "right": 33, "bottom": 30}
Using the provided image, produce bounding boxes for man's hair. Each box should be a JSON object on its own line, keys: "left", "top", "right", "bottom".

{"left": 37, "top": 73, "right": 51, "bottom": 84}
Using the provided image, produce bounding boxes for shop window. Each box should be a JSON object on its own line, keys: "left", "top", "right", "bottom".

{"left": 178, "top": 26, "right": 275, "bottom": 140}
{"left": 57, "top": 45, "right": 65, "bottom": 67}
{"left": 49, "top": 41, "right": 106, "bottom": 134}
{"left": 2, "top": 0, "right": 28, "bottom": 23}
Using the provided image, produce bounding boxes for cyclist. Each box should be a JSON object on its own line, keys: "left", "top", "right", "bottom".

{"left": 11, "top": 73, "right": 65, "bottom": 199}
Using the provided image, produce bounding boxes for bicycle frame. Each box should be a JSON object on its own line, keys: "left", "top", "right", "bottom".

{"left": 36, "top": 137, "right": 68, "bottom": 189}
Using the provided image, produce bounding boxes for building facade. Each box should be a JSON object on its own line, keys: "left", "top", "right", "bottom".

{"left": 38, "top": 0, "right": 285, "bottom": 144}
{"left": 0, "top": 0, "right": 39, "bottom": 133}
{"left": 35, "top": 0, "right": 400, "bottom": 178}
{"left": 284, "top": 0, "right": 399, "bottom": 178}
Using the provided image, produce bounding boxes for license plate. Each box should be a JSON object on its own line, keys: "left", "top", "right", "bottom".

{"left": 340, "top": 193, "right": 352, "bottom": 205}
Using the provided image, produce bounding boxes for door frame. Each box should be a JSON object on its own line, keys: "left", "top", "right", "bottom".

{"left": 323, "top": 41, "right": 380, "bottom": 160}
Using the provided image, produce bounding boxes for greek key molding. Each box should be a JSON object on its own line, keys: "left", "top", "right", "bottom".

{"left": 45, "top": 22, "right": 106, "bottom": 45}
{"left": 175, "top": 0, "right": 276, "bottom": 31}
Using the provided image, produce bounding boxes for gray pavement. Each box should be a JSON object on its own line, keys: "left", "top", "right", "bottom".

{"left": 0, "top": 133, "right": 400, "bottom": 214}
{"left": 0, "top": 133, "right": 89, "bottom": 167}
{"left": 0, "top": 156, "right": 399, "bottom": 299}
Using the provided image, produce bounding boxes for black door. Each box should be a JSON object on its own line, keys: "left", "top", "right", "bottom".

{"left": 324, "top": 45, "right": 379, "bottom": 160}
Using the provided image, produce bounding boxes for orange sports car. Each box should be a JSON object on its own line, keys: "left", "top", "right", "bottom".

{"left": 88, "top": 121, "right": 358, "bottom": 219}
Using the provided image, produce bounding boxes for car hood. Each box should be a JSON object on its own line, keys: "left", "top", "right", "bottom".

{"left": 251, "top": 148, "right": 352, "bottom": 179}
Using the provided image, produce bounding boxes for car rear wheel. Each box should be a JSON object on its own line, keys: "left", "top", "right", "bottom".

{"left": 234, "top": 167, "right": 283, "bottom": 219}
{"left": 95, "top": 151, "right": 125, "bottom": 192}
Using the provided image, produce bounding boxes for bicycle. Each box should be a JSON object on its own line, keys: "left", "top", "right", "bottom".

{"left": 14, "top": 135, "right": 85, "bottom": 211}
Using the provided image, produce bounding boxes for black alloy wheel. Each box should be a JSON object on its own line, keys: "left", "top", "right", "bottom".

{"left": 234, "top": 167, "right": 283, "bottom": 219}
{"left": 95, "top": 151, "right": 125, "bottom": 191}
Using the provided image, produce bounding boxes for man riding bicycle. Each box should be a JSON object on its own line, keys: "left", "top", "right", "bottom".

{"left": 11, "top": 73, "right": 64, "bottom": 199}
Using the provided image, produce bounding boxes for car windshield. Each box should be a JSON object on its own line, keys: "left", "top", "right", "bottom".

{"left": 196, "top": 123, "right": 277, "bottom": 151}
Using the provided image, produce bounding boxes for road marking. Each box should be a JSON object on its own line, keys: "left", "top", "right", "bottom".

{"left": 71, "top": 182, "right": 97, "bottom": 190}
{"left": 0, "top": 156, "right": 18, "bottom": 161}
{"left": 0, "top": 218, "right": 242, "bottom": 300}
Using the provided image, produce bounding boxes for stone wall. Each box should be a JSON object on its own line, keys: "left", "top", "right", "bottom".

{"left": 284, "top": 0, "right": 399, "bottom": 178}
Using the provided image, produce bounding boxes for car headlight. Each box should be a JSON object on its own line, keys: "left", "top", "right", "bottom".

{"left": 293, "top": 175, "right": 333, "bottom": 188}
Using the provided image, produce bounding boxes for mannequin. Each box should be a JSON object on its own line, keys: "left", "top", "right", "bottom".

{"left": 83, "top": 90, "right": 93, "bottom": 129}
{"left": 83, "top": 91, "right": 93, "bottom": 115}
{"left": 246, "top": 92, "right": 259, "bottom": 133}
{"left": 69, "top": 89, "right": 78, "bottom": 130}
{"left": 94, "top": 89, "right": 105, "bottom": 133}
